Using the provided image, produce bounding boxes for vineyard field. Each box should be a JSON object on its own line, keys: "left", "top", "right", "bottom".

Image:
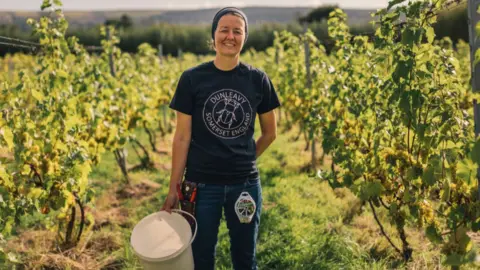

{"left": 1, "top": 0, "right": 480, "bottom": 269}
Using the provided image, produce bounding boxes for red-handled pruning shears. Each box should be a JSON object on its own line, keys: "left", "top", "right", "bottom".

{"left": 190, "top": 187, "right": 197, "bottom": 203}
{"left": 176, "top": 183, "right": 184, "bottom": 200}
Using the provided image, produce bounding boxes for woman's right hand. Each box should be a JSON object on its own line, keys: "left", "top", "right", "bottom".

{"left": 161, "top": 188, "right": 179, "bottom": 214}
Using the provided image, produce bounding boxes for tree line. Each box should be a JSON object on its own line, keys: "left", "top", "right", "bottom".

{"left": 0, "top": 4, "right": 468, "bottom": 56}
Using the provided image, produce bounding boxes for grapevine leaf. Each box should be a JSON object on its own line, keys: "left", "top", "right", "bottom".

{"left": 399, "top": 91, "right": 411, "bottom": 114}
{"left": 422, "top": 166, "right": 436, "bottom": 186}
{"left": 1, "top": 127, "right": 14, "bottom": 151}
{"left": 65, "top": 115, "right": 82, "bottom": 131}
{"left": 387, "top": 0, "right": 406, "bottom": 10}
{"left": 472, "top": 218, "right": 480, "bottom": 232}
{"left": 401, "top": 28, "right": 421, "bottom": 47}
{"left": 471, "top": 139, "right": 480, "bottom": 165}
{"left": 56, "top": 141, "right": 68, "bottom": 153}
{"left": 475, "top": 49, "right": 480, "bottom": 67}
{"left": 41, "top": 0, "right": 52, "bottom": 10}
{"left": 393, "top": 59, "right": 413, "bottom": 84}
{"left": 389, "top": 201, "right": 398, "bottom": 216}
{"left": 3, "top": 217, "right": 14, "bottom": 235}
{"left": 359, "top": 182, "right": 384, "bottom": 200}
{"left": 444, "top": 253, "right": 462, "bottom": 266}
{"left": 410, "top": 89, "right": 423, "bottom": 110}
{"left": 27, "top": 188, "right": 44, "bottom": 200}
{"left": 425, "top": 224, "right": 442, "bottom": 244}
{"left": 425, "top": 26, "right": 435, "bottom": 44}
{"left": 457, "top": 158, "right": 478, "bottom": 186}
{"left": 56, "top": 70, "right": 68, "bottom": 79}
{"left": 402, "top": 188, "right": 412, "bottom": 203}
{"left": 31, "top": 89, "right": 45, "bottom": 101}
{"left": 458, "top": 233, "right": 472, "bottom": 253}
{"left": 7, "top": 252, "right": 20, "bottom": 263}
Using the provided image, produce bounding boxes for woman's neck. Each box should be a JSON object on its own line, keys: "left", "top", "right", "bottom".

{"left": 213, "top": 55, "right": 240, "bottom": 71}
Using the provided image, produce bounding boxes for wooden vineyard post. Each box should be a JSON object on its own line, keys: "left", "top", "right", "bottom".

{"left": 275, "top": 46, "right": 282, "bottom": 124}
{"left": 468, "top": 0, "right": 480, "bottom": 199}
{"left": 8, "top": 58, "right": 14, "bottom": 79}
{"left": 158, "top": 44, "right": 168, "bottom": 132}
{"left": 107, "top": 27, "right": 130, "bottom": 183}
{"left": 158, "top": 44, "right": 163, "bottom": 65}
{"left": 178, "top": 47, "right": 183, "bottom": 70}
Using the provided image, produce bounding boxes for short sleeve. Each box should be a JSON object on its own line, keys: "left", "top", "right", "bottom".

{"left": 169, "top": 71, "right": 194, "bottom": 115}
{"left": 257, "top": 72, "right": 281, "bottom": 114}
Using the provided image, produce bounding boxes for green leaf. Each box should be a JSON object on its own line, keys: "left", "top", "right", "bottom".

{"left": 422, "top": 166, "right": 436, "bottom": 186}
{"left": 425, "top": 224, "right": 443, "bottom": 244}
{"left": 458, "top": 232, "right": 472, "bottom": 253}
{"left": 425, "top": 26, "right": 435, "bottom": 44}
{"left": 401, "top": 28, "right": 421, "bottom": 47}
{"left": 399, "top": 91, "right": 411, "bottom": 114}
{"left": 410, "top": 90, "right": 423, "bottom": 110}
{"left": 475, "top": 49, "right": 480, "bottom": 67}
{"left": 359, "top": 182, "right": 385, "bottom": 200}
{"left": 393, "top": 59, "right": 413, "bottom": 84}
{"left": 472, "top": 218, "right": 480, "bottom": 232}
{"left": 1, "top": 127, "right": 14, "bottom": 150}
{"left": 389, "top": 201, "right": 398, "bottom": 216}
{"left": 387, "top": 0, "right": 406, "bottom": 10}
{"left": 471, "top": 139, "right": 480, "bottom": 165}
{"left": 41, "top": 0, "right": 52, "bottom": 10}
{"left": 402, "top": 188, "right": 412, "bottom": 203}
{"left": 457, "top": 158, "right": 478, "bottom": 186}
{"left": 444, "top": 253, "right": 462, "bottom": 266}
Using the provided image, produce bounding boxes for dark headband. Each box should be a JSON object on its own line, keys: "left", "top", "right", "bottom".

{"left": 211, "top": 7, "right": 248, "bottom": 43}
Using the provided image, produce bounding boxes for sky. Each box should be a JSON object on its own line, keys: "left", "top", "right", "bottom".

{"left": 0, "top": 0, "right": 390, "bottom": 11}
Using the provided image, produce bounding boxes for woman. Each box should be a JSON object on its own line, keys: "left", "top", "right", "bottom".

{"left": 161, "top": 7, "right": 280, "bottom": 270}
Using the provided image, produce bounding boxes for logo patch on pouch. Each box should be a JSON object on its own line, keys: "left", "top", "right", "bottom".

{"left": 235, "top": 191, "right": 256, "bottom": 223}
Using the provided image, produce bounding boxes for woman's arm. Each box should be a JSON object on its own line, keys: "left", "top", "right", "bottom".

{"left": 168, "top": 111, "right": 192, "bottom": 193}
{"left": 256, "top": 110, "right": 277, "bottom": 158}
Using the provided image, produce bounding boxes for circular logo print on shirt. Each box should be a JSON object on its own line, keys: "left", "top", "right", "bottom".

{"left": 203, "top": 89, "right": 253, "bottom": 139}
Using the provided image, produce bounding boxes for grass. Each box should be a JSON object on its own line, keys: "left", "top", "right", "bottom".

{"left": 4, "top": 120, "right": 480, "bottom": 269}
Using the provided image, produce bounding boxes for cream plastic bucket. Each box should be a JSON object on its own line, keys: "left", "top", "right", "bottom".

{"left": 130, "top": 209, "right": 197, "bottom": 270}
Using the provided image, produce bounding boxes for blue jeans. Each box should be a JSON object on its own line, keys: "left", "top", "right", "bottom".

{"left": 191, "top": 177, "right": 262, "bottom": 270}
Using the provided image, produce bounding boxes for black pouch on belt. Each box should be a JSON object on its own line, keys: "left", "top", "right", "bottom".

{"left": 179, "top": 180, "right": 197, "bottom": 228}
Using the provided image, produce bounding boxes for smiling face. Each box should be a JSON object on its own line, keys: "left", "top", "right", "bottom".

{"left": 214, "top": 13, "right": 246, "bottom": 57}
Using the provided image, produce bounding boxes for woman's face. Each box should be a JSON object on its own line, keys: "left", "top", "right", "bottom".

{"left": 214, "top": 14, "right": 245, "bottom": 57}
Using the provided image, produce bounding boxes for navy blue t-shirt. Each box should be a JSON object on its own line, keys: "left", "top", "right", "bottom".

{"left": 169, "top": 60, "right": 281, "bottom": 184}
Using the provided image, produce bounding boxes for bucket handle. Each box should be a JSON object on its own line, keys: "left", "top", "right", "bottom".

{"left": 170, "top": 209, "right": 198, "bottom": 247}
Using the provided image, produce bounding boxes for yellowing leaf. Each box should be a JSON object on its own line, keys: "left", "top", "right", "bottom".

{"left": 1, "top": 127, "right": 14, "bottom": 150}
{"left": 65, "top": 115, "right": 83, "bottom": 130}
{"left": 27, "top": 188, "right": 44, "bottom": 200}
{"left": 31, "top": 89, "right": 45, "bottom": 101}
{"left": 0, "top": 164, "right": 13, "bottom": 189}
{"left": 62, "top": 190, "right": 76, "bottom": 208}
{"left": 56, "top": 70, "right": 68, "bottom": 78}
{"left": 56, "top": 140, "right": 68, "bottom": 152}
{"left": 425, "top": 27, "right": 435, "bottom": 44}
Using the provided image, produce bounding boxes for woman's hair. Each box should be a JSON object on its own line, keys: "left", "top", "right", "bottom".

{"left": 209, "top": 11, "right": 246, "bottom": 51}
